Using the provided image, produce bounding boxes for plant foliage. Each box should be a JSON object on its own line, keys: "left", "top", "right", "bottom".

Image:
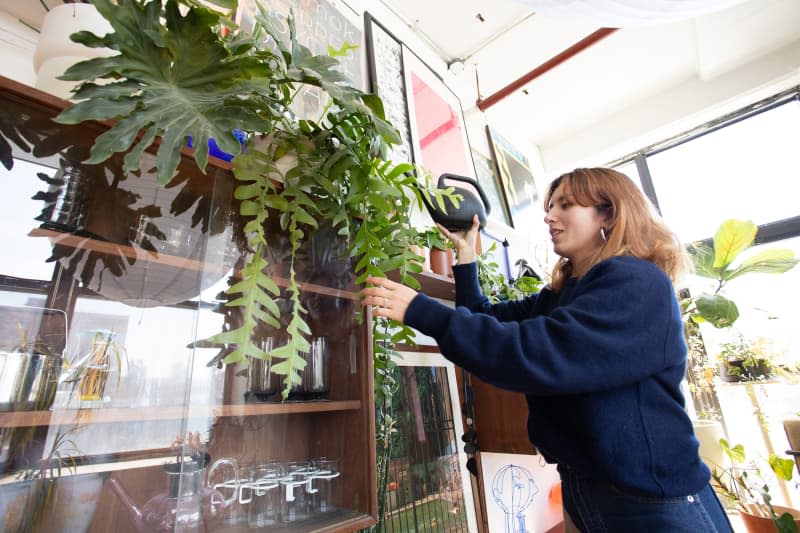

{"left": 683, "top": 219, "right": 798, "bottom": 329}
{"left": 52, "top": 0, "right": 457, "bottom": 400}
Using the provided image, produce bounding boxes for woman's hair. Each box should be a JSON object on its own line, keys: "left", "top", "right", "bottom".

{"left": 544, "top": 167, "right": 691, "bottom": 291}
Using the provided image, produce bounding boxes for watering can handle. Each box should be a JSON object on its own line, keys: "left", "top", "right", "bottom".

{"left": 208, "top": 458, "right": 239, "bottom": 506}
{"left": 437, "top": 173, "right": 492, "bottom": 216}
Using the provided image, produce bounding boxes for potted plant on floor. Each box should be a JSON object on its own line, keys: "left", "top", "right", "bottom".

{"left": 48, "top": 0, "right": 458, "bottom": 401}
{"left": 711, "top": 438, "right": 799, "bottom": 533}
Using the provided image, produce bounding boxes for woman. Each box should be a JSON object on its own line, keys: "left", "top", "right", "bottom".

{"left": 361, "top": 168, "right": 732, "bottom": 532}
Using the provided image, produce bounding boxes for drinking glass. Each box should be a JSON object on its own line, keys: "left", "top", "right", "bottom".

{"left": 247, "top": 462, "right": 283, "bottom": 527}
{"left": 310, "top": 457, "right": 340, "bottom": 513}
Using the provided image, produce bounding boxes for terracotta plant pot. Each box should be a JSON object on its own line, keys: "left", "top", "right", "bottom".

{"left": 429, "top": 247, "right": 454, "bottom": 278}
{"left": 739, "top": 505, "right": 800, "bottom": 533}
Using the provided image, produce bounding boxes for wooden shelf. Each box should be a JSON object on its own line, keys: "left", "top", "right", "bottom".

{"left": 216, "top": 509, "right": 374, "bottom": 533}
{"left": 28, "top": 227, "right": 360, "bottom": 300}
{"left": 388, "top": 270, "right": 455, "bottom": 301}
{"left": 0, "top": 400, "right": 362, "bottom": 428}
{"left": 29, "top": 227, "right": 214, "bottom": 272}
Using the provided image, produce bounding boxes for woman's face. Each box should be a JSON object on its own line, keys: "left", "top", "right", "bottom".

{"left": 544, "top": 182, "right": 608, "bottom": 276}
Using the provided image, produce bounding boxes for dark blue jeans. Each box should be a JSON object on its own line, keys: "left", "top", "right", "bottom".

{"left": 559, "top": 466, "right": 734, "bottom": 532}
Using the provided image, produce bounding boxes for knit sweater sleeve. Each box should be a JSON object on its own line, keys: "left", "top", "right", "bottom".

{"left": 404, "top": 257, "right": 685, "bottom": 395}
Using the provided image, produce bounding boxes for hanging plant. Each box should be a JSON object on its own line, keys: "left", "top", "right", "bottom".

{"left": 50, "top": 0, "right": 459, "bottom": 399}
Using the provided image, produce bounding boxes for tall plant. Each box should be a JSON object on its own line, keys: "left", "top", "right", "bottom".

{"left": 681, "top": 219, "right": 798, "bottom": 418}
{"left": 50, "top": 0, "right": 458, "bottom": 399}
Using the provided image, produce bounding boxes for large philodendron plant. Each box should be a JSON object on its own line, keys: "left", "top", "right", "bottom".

{"left": 50, "top": 0, "right": 459, "bottom": 399}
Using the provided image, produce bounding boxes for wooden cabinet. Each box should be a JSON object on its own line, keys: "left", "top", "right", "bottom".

{"left": 0, "top": 76, "right": 376, "bottom": 532}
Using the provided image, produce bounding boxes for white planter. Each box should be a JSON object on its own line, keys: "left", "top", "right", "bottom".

{"left": 32, "top": 3, "right": 114, "bottom": 99}
{"left": 693, "top": 419, "right": 728, "bottom": 473}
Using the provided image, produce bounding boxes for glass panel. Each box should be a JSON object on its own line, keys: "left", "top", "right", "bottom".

{"left": 0, "top": 158, "right": 62, "bottom": 282}
{"left": 384, "top": 365, "right": 470, "bottom": 533}
{"left": 647, "top": 99, "right": 800, "bottom": 243}
{"left": 0, "top": 82, "right": 376, "bottom": 532}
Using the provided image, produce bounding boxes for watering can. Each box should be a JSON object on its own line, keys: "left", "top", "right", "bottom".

{"left": 108, "top": 454, "right": 239, "bottom": 532}
{"left": 418, "top": 173, "right": 491, "bottom": 231}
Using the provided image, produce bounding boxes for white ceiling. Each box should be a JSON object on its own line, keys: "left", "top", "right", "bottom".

{"left": 377, "top": 0, "right": 800, "bottom": 171}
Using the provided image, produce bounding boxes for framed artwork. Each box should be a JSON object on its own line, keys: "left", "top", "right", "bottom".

{"left": 363, "top": 13, "right": 414, "bottom": 167}
{"left": 236, "top": 0, "right": 366, "bottom": 119}
{"left": 402, "top": 45, "right": 476, "bottom": 183}
{"left": 472, "top": 148, "right": 512, "bottom": 226}
{"left": 479, "top": 452, "right": 564, "bottom": 533}
{"left": 487, "top": 126, "right": 540, "bottom": 229}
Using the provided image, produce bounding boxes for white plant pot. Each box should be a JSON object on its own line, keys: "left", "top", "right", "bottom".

{"left": 33, "top": 3, "right": 114, "bottom": 99}
{"left": 693, "top": 419, "right": 728, "bottom": 473}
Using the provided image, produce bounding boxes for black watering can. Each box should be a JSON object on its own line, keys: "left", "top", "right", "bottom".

{"left": 419, "top": 173, "right": 491, "bottom": 231}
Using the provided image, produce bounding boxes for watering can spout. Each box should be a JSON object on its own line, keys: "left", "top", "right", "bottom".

{"left": 108, "top": 476, "right": 144, "bottom": 524}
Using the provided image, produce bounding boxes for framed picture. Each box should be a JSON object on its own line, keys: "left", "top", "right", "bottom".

{"left": 236, "top": 0, "right": 366, "bottom": 119}
{"left": 479, "top": 452, "right": 564, "bottom": 533}
{"left": 363, "top": 13, "right": 414, "bottom": 167}
{"left": 402, "top": 45, "right": 476, "bottom": 183}
{"left": 472, "top": 148, "right": 512, "bottom": 227}
{"left": 487, "top": 126, "right": 540, "bottom": 229}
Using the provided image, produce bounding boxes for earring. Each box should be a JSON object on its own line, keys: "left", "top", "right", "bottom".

{"left": 600, "top": 228, "right": 607, "bottom": 241}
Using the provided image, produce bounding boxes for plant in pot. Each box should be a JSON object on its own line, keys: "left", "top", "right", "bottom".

{"left": 681, "top": 219, "right": 798, "bottom": 417}
{"left": 413, "top": 226, "right": 453, "bottom": 277}
{"left": 716, "top": 335, "right": 777, "bottom": 383}
{"left": 48, "top": 0, "right": 458, "bottom": 403}
{"left": 476, "top": 241, "right": 542, "bottom": 303}
{"left": 710, "top": 438, "right": 799, "bottom": 533}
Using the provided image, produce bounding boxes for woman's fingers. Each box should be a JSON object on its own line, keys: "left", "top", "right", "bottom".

{"left": 359, "top": 276, "right": 418, "bottom": 322}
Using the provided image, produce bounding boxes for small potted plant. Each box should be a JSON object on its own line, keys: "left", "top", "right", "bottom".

{"left": 413, "top": 227, "right": 452, "bottom": 277}
{"left": 717, "top": 336, "right": 775, "bottom": 382}
{"left": 710, "top": 438, "right": 799, "bottom": 532}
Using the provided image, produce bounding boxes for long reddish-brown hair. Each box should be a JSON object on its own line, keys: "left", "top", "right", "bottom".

{"left": 544, "top": 167, "right": 690, "bottom": 292}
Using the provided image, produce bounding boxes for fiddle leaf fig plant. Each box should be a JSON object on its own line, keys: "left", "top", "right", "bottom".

{"left": 51, "top": 0, "right": 457, "bottom": 399}
{"left": 683, "top": 219, "right": 798, "bottom": 328}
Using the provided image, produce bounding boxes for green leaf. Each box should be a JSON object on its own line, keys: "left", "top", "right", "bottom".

{"left": 687, "top": 243, "right": 719, "bottom": 279}
{"left": 725, "top": 249, "right": 799, "bottom": 281}
{"left": 695, "top": 294, "right": 739, "bottom": 328}
{"left": 713, "top": 219, "right": 756, "bottom": 270}
{"left": 768, "top": 454, "right": 795, "bottom": 481}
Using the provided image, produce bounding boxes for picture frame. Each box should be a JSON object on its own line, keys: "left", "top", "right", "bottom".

{"left": 479, "top": 451, "right": 564, "bottom": 533}
{"left": 472, "top": 148, "right": 513, "bottom": 227}
{"left": 487, "top": 126, "right": 540, "bottom": 229}
{"left": 235, "top": 0, "right": 366, "bottom": 119}
{"left": 401, "top": 45, "right": 476, "bottom": 183}
{"left": 363, "top": 13, "right": 415, "bottom": 167}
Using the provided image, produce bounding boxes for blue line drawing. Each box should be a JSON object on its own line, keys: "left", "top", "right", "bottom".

{"left": 491, "top": 464, "right": 538, "bottom": 533}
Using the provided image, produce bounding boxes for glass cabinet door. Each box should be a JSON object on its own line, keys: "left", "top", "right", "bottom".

{"left": 0, "top": 76, "right": 376, "bottom": 533}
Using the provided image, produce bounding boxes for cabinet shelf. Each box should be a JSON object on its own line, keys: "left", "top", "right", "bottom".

{"left": 0, "top": 400, "right": 362, "bottom": 428}
{"left": 28, "top": 227, "right": 360, "bottom": 300}
{"left": 388, "top": 270, "right": 455, "bottom": 300}
{"left": 216, "top": 510, "right": 374, "bottom": 533}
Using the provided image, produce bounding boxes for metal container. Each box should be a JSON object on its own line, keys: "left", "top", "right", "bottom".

{"left": 0, "top": 351, "right": 63, "bottom": 412}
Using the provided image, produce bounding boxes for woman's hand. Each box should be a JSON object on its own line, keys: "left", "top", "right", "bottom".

{"left": 438, "top": 214, "right": 480, "bottom": 264}
{"left": 360, "top": 276, "right": 418, "bottom": 322}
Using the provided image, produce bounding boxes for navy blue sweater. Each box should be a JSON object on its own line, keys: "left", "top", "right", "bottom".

{"left": 404, "top": 256, "right": 710, "bottom": 497}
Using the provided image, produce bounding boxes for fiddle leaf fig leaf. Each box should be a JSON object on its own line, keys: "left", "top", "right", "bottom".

{"left": 713, "top": 219, "right": 756, "bottom": 270}
{"left": 724, "top": 249, "right": 799, "bottom": 281}
{"left": 695, "top": 294, "right": 739, "bottom": 328}
{"left": 687, "top": 242, "right": 719, "bottom": 279}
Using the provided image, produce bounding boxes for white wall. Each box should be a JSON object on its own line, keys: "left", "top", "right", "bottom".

{"left": 0, "top": 11, "right": 37, "bottom": 87}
